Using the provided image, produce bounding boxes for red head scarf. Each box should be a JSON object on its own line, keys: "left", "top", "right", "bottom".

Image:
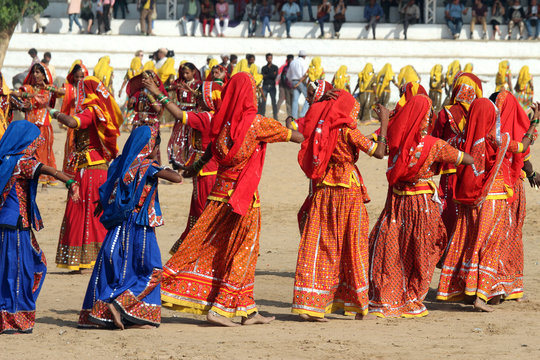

{"left": 199, "top": 81, "right": 223, "bottom": 112}
{"left": 494, "top": 90, "right": 530, "bottom": 195}
{"left": 62, "top": 60, "right": 89, "bottom": 115}
{"left": 210, "top": 72, "right": 260, "bottom": 215}
{"left": 23, "top": 63, "right": 53, "bottom": 86}
{"left": 206, "top": 64, "right": 230, "bottom": 85}
{"left": 298, "top": 89, "right": 358, "bottom": 180}
{"left": 394, "top": 82, "right": 427, "bottom": 113}
{"left": 387, "top": 95, "right": 437, "bottom": 186}
{"left": 66, "top": 60, "right": 89, "bottom": 85}
{"left": 454, "top": 98, "right": 509, "bottom": 206}
{"left": 308, "top": 80, "right": 333, "bottom": 103}
{"left": 444, "top": 72, "right": 483, "bottom": 134}
{"left": 75, "top": 76, "right": 123, "bottom": 162}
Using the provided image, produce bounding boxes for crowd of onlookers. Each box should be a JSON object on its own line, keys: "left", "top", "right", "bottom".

{"left": 29, "top": 0, "right": 539, "bottom": 40}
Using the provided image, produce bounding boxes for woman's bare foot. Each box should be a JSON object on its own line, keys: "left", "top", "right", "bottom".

{"left": 107, "top": 303, "right": 125, "bottom": 329}
{"left": 355, "top": 313, "right": 377, "bottom": 320}
{"left": 473, "top": 298, "right": 494, "bottom": 312}
{"left": 128, "top": 324, "right": 156, "bottom": 329}
{"left": 516, "top": 295, "right": 528, "bottom": 303}
{"left": 241, "top": 313, "right": 275, "bottom": 325}
{"left": 488, "top": 295, "right": 502, "bottom": 305}
{"left": 299, "top": 313, "right": 329, "bottom": 322}
{"left": 207, "top": 311, "right": 240, "bottom": 327}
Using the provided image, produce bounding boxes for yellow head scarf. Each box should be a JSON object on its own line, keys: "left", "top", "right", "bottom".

{"left": 142, "top": 61, "right": 157, "bottom": 73}
{"left": 158, "top": 57, "right": 176, "bottom": 83}
{"left": 332, "top": 65, "right": 350, "bottom": 91}
{"left": 358, "top": 63, "right": 374, "bottom": 92}
{"left": 376, "top": 63, "right": 395, "bottom": 98}
{"left": 232, "top": 59, "right": 249, "bottom": 75}
{"left": 517, "top": 65, "right": 532, "bottom": 92}
{"left": 463, "top": 63, "right": 473, "bottom": 73}
{"left": 446, "top": 60, "right": 461, "bottom": 87}
{"left": 127, "top": 56, "right": 143, "bottom": 80}
{"left": 307, "top": 57, "right": 324, "bottom": 82}
{"left": 495, "top": 60, "right": 510, "bottom": 91}
{"left": 93, "top": 56, "right": 114, "bottom": 89}
{"left": 231, "top": 60, "right": 262, "bottom": 85}
{"left": 430, "top": 64, "right": 443, "bottom": 87}
{"left": 250, "top": 64, "right": 263, "bottom": 86}
{"left": 204, "top": 58, "right": 219, "bottom": 79}
{"left": 397, "top": 65, "right": 419, "bottom": 87}
{"left": 0, "top": 74, "right": 11, "bottom": 139}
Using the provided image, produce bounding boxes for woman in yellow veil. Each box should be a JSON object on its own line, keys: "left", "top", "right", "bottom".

{"left": 515, "top": 65, "right": 534, "bottom": 111}
{"left": 307, "top": 57, "right": 325, "bottom": 82}
{"left": 429, "top": 64, "right": 444, "bottom": 112}
{"left": 443, "top": 60, "right": 461, "bottom": 106}
{"left": 463, "top": 63, "right": 473, "bottom": 73}
{"left": 0, "top": 72, "right": 11, "bottom": 139}
{"left": 332, "top": 65, "right": 351, "bottom": 92}
{"left": 397, "top": 65, "right": 420, "bottom": 88}
{"left": 93, "top": 56, "right": 114, "bottom": 94}
{"left": 495, "top": 60, "right": 512, "bottom": 92}
{"left": 204, "top": 58, "right": 219, "bottom": 79}
{"left": 375, "top": 63, "right": 397, "bottom": 107}
{"left": 355, "top": 63, "right": 376, "bottom": 122}
{"left": 118, "top": 51, "right": 144, "bottom": 98}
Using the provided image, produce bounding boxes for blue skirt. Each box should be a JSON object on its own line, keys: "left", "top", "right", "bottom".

{"left": 0, "top": 228, "right": 47, "bottom": 334}
{"left": 78, "top": 213, "right": 163, "bottom": 328}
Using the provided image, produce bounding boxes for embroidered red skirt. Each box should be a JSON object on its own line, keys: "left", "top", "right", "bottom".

{"left": 161, "top": 200, "right": 261, "bottom": 318}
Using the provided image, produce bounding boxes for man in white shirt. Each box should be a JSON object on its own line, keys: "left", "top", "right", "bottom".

{"left": 286, "top": 50, "right": 309, "bottom": 118}
{"left": 154, "top": 48, "right": 168, "bottom": 69}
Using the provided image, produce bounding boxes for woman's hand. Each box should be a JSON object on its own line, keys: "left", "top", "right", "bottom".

{"left": 374, "top": 103, "right": 390, "bottom": 124}
{"left": 528, "top": 172, "right": 540, "bottom": 188}
{"left": 320, "top": 88, "right": 340, "bottom": 101}
{"left": 142, "top": 76, "right": 161, "bottom": 96}
{"left": 182, "top": 166, "right": 198, "bottom": 178}
{"left": 530, "top": 102, "right": 540, "bottom": 122}
{"left": 69, "top": 183, "right": 81, "bottom": 203}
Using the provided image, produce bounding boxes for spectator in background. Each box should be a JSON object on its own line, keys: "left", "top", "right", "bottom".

{"left": 246, "top": 0, "right": 260, "bottom": 37}
{"left": 277, "top": 54, "right": 294, "bottom": 116}
{"left": 299, "top": 0, "right": 315, "bottom": 22}
{"left": 507, "top": 0, "right": 526, "bottom": 40}
{"left": 281, "top": 0, "right": 301, "bottom": 38}
{"left": 260, "top": 53, "right": 279, "bottom": 118}
{"left": 287, "top": 50, "right": 309, "bottom": 118}
{"left": 41, "top": 52, "right": 56, "bottom": 82}
{"left": 200, "top": 56, "right": 214, "bottom": 77}
{"left": 333, "top": 0, "right": 346, "bottom": 38}
{"left": 102, "top": 0, "right": 114, "bottom": 35}
{"left": 113, "top": 0, "right": 129, "bottom": 19}
{"left": 259, "top": 0, "right": 273, "bottom": 37}
{"left": 445, "top": 0, "right": 468, "bottom": 39}
{"left": 154, "top": 48, "right": 168, "bottom": 69}
{"left": 180, "top": 0, "right": 200, "bottom": 36}
{"left": 227, "top": 54, "right": 238, "bottom": 74}
{"left": 139, "top": 0, "right": 155, "bottom": 36}
{"left": 526, "top": 0, "right": 539, "bottom": 40}
{"left": 364, "top": 0, "right": 384, "bottom": 40}
{"left": 32, "top": 14, "right": 46, "bottom": 34}
{"left": 81, "top": 0, "right": 95, "bottom": 34}
{"left": 29, "top": 48, "right": 40, "bottom": 66}
{"left": 381, "top": 0, "right": 395, "bottom": 23}
{"left": 234, "top": 0, "right": 248, "bottom": 22}
{"left": 67, "top": 0, "right": 84, "bottom": 33}
{"left": 316, "top": 0, "right": 331, "bottom": 38}
{"left": 246, "top": 53, "right": 256, "bottom": 66}
{"left": 220, "top": 54, "right": 229, "bottom": 68}
{"left": 95, "top": 0, "right": 104, "bottom": 34}
{"left": 400, "top": 0, "right": 420, "bottom": 40}
{"left": 215, "top": 0, "right": 230, "bottom": 37}
{"left": 490, "top": 0, "right": 505, "bottom": 39}
{"left": 200, "top": 0, "right": 215, "bottom": 36}
{"left": 470, "top": 0, "right": 487, "bottom": 39}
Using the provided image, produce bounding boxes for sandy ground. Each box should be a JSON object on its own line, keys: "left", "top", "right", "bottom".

{"left": 3, "top": 115, "right": 540, "bottom": 359}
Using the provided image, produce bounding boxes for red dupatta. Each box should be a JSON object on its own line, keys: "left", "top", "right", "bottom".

{"left": 62, "top": 60, "right": 89, "bottom": 115}
{"left": 443, "top": 72, "right": 483, "bottom": 136}
{"left": 297, "top": 88, "right": 358, "bottom": 180}
{"left": 454, "top": 98, "right": 509, "bottom": 206}
{"left": 495, "top": 90, "right": 530, "bottom": 199}
{"left": 394, "top": 82, "right": 427, "bottom": 114}
{"left": 386, "top": 95, "right": 437, "bottom": 186}
{"left": 210, "top": 72, "right": 261, "bottom": 216}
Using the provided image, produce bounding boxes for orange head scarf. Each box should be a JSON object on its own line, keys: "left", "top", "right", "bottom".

{"left": 75, "top": 76, "right": 123, "bottom": 162}
{"left": 387, "top": 95, "right": 437, "bottom": 186}
{"left": 493, "top": 90, "right": 530, "bottom": 196}
{"left": 454, "top": 98, "right": 509, "bottom": 206}
{"left": 298, "top": 89, "right": 359, "bottom": 180}
{"left": 62, "top": 60, "right": 89, "bottom": 115}
{"left": 23, "top": 63, "right": 53, "bottom": 86}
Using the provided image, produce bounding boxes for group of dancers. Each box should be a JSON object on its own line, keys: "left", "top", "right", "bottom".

{"left": 0, "top": 53, "right": 538, "bottom": 333}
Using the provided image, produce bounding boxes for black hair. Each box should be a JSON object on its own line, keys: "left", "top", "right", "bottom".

{"left": 230, "top": 54, "right": 238, "bottom": 61}
{"left": 246, "top": 54, "right": 255, "bottom": 61}
{"left": 28, "top": 48, "right": 37, "bottom": 56}
{"left": 31, "top": 63, "right": 46, "bottom": 76}
{"left": 265, "top": 53, "right": 272, "bottom": 58}
{"left": 489, "top": 92, "right": 499, "bottom": 103}
{"left": 182, "top": 62, "right": 197, "bottom": 72}
{"left": 155, "top": 133, "right": 162, "bottom": 146}
{"left": 44, "top": 51, "right": 51, "bottom": 58}
{"left": 286, "top": 54, "right": 294, "bottom": 60}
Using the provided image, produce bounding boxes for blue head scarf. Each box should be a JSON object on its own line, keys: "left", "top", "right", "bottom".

{"left": 0, "top": 120, "right": 41, "bottom": 195}
{"left": 99, "top": 125, "right": 160, "bottom": 229}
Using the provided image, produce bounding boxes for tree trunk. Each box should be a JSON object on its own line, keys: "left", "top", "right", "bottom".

{"left": 0, "top": 23, "right": 17, "bottom": 70}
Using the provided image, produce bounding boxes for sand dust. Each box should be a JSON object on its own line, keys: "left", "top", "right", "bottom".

{"left": 3, "top": 120, "right": 540, "bottom": 359}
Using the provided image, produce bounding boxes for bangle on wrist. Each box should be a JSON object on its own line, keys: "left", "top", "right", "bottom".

{"left": 65, "top": 178, "right": 75, "bottom": 189}
{"left": 49, "top": 109, "right": 59, "bottom": 118}
{"left": 378, "top": 134, "right": 388, "bottom": 145}
{"left": 527, "top": 171, "right": 536, "bottom": 179}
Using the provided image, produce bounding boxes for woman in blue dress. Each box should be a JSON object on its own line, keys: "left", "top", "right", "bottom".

{"left": 78, "top": 125, "right": 182, "bottom": 330}
{"left": 0, "top": 120, "right": 79, "bottom": 334}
